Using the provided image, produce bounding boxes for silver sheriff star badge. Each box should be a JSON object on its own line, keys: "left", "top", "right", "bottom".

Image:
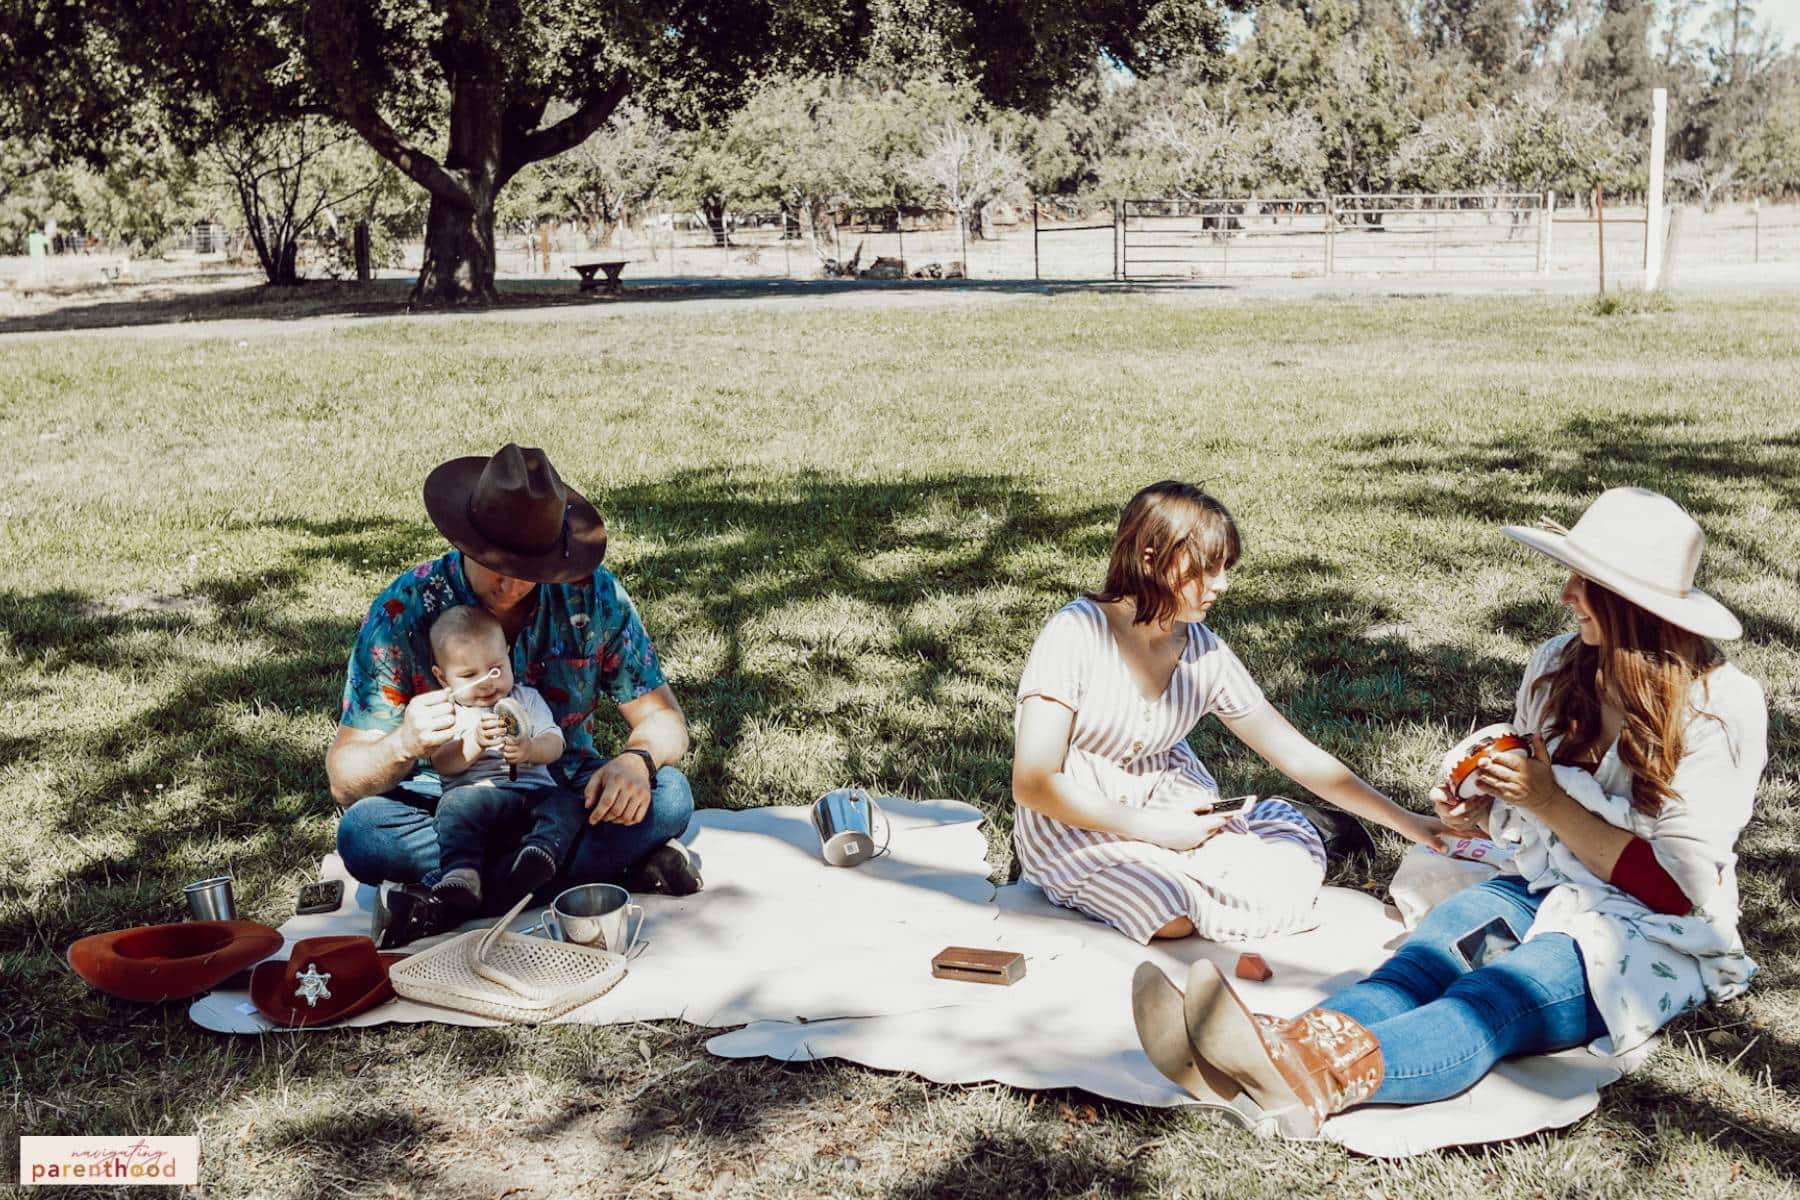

{"left": 293, "top": 963, "right": 333, "bottom": 1008}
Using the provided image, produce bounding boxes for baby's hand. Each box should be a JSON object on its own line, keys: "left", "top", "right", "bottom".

{"left": 476, "top": 711, "right": 506, "bottom": 750}
{"left": 500, "top": 735, "right": 527, "bottom": 765}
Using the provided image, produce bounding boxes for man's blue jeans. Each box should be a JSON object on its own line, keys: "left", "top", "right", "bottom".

{"left": 1317, "top": 875, "right": 1609, "bottom": 1105}
{"left": 337, "top": 760, "right": 694, "bottom": 916}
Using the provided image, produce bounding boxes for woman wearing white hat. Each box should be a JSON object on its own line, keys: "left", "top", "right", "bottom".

{"left": 1133, "top": 487, "right": 1769, "bottom": 1138}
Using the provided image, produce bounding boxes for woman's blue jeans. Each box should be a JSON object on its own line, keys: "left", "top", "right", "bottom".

{"left": 1317, "top": 875, "right": 1608, "bottom": 1106}
{"left": 336, "top": 760, "right": 694, "bottom": 917}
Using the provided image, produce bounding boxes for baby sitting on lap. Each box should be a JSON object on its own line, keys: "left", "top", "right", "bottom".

{"left": 422, "top": 604, "right": 580, "bottom": 923}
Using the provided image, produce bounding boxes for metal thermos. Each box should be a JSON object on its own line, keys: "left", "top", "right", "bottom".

{"left": 184, "top": 876, "right": 237, "bottom": 920}
{"left": 811, "top": 788, "right": 879, "bottom": 867}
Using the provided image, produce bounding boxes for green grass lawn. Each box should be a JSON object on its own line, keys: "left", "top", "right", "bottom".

{"left": 2, "top": 290, "right": 1797, "bottom": 1198}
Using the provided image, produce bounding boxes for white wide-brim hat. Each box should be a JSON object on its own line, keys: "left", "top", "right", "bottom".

{"left": 1503, "top": 487, "right": 1741, "bottom": 641}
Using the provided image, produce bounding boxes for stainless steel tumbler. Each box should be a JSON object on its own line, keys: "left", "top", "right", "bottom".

{"left": 183, "top": 876, "right": 237, "bottom": 921}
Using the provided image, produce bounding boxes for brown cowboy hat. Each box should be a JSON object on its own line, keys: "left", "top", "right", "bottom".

{"left": 424, "top": 444, "right": 607, "bottom": 584}
{"left": 68, "top": 920, "right": 283, "bottom": 1003}
{"left": 249, "top": 935, "right": 409, "bottom": 1028}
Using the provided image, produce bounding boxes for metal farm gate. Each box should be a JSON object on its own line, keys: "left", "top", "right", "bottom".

{"left": 1116, "top": 193, "right": 1551, "bottom": 280}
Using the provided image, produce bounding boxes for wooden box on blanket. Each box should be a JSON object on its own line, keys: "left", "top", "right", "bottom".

{"left": 931, "top": 946, "right": 1027, "bottom": 986}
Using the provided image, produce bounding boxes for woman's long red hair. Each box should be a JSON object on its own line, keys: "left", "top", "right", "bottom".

{"left": 1533, "top": 579, "right": 1721, "bottom": 815}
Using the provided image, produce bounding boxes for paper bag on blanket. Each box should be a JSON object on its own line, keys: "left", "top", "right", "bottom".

{"left": 1389, "top": 837, "right": 1513, "bottom": 929}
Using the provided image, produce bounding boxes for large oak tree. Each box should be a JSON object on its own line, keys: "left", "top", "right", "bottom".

{"left": 1, "top": 0, "right": 1241, "bottom": 305}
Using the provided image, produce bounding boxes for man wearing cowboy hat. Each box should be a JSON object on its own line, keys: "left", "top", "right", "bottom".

{"left": 327, "top": 444, "right": 700, "bottom": 944}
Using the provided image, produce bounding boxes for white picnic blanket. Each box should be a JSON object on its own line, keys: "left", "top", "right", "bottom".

{"left": 189, "top": 799, "right": 1647, "bottom": 1157}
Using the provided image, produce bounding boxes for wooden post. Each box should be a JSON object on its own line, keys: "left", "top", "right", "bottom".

{"left": 1595, "top": 186, "right": 1606, "bottom": 295}
{"left": 1645, "top": 88, "right": 1667, "bottom": 289}
{"left": 1032, "top": 196, "right": 1040, "bottom": 282}
{"left": 353, "top": 219, "right": 371, "bottom": 283}
{"left": 1113, "top": 199, "right": 1122, "bottom": 281}
{"left": 958, "top": 205, "right": 968, "bottom": 279}
{"left": 1430, "top": 197, "right": 1439, "bottom": 272}
{"left": 1324, "top": 197, "right": 1335, "bottom": 275}
{"left": 1536, "top": 191, "right": 1554, "bottom": 274}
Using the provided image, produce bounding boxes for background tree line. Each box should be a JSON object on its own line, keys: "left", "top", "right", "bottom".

{"left": 3, "top": 0, "right": 1796, "bottom": 289}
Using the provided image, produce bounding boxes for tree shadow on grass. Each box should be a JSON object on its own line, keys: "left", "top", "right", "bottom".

{"left": 0, "top": 275, "right": 1217, "bottom": 336}
{"left": 879, "top": 1127, "right": 1154, "bottom": 1200}
{"left": 1607, "top": 1073, "right": 1800, "bottom": 1179}
{"left": 3, "top": 463, "right": 1536, "bottom": 973}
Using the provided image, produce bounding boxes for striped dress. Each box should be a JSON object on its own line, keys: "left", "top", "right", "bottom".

{"left": 1013, "top": 597, "right": 1326, "bottom": 944}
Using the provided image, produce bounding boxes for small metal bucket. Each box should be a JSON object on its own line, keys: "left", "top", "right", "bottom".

{"left": 811, "top": 788, "right": 882, "bottom": 868}
{"left": 184, "top": 875, "right": 237, "bottom": 921}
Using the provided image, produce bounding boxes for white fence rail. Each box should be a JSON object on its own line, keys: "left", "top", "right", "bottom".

{"left": 1118, "top": 192, "right": 1551, "bottom": 280}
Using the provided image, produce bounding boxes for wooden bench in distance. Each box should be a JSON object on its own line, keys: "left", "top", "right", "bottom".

{"left": 572, "top": 258, "right": 630, "bottom": 294}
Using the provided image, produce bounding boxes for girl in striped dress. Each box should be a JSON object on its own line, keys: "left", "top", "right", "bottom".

{"left": 1011, "top": 482, "right": 1446, "bottom": 944}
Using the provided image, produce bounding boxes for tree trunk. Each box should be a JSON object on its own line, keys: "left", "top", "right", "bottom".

{"left": 273, "top": 237, "right": 300, "bottom": 285}
{"left": 701, "top": 196, "right": 729, "bottom": 247}
{"left": 414, "top": 192, "right": 500, "bottom": 304}
{"left": 410, "top": 71, "right": 508, "bottom": 306}
{"left": 964, "top": 202, "right": 987, "bottom": 242}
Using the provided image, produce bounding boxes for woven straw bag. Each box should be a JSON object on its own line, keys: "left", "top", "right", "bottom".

{"left": 388, "top": 894, "right": 627, "bottom": 1023}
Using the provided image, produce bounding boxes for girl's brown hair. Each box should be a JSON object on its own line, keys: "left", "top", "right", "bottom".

{"left": 1091, "top": 482, "right": 1241, "bottom": 627}
{"left": 1533, "top": 578, "right": 1722, "bottom": 816}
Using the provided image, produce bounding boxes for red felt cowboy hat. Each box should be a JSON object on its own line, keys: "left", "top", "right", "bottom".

{"left": 423, "top": 443, "right": 607, "bottom": 584}
{"left": 68, "top": 920, "right": 283, "bottom": 1003}
{"left": 249, "top": 936, "right": 408, "bottom": 1027}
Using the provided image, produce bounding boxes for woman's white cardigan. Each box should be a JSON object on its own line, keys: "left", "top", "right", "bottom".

{"left": 1488, "top": 634, "right": 1768, "bottom": 1052}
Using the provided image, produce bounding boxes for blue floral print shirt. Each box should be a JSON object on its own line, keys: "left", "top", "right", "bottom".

{"left": 340, "top": 549, "right": 666, "bottom": 793}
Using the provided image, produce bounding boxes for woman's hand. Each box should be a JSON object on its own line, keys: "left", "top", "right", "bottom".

{"left": 1432, "top": 780, "right": 1491, "bottom": 837}
{"left": 1475, "top": 734, "right": 1565, "bottom": 813}
{"left": 1144, "top": 806, "right": 1235, "bottom": 852}
{"left": 1391, "top": 803, "right": 1456, "bottom": 851}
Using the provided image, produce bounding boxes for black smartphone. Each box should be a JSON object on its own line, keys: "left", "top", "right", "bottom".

{"left": 296, "top": 879, "right": 345, "bottom": 915}
{"left": 1211, "top": 794, "right": 1253, "bottom": 814}
{"left": 1452, "top": 916, "right": 1521, "bottom": 971}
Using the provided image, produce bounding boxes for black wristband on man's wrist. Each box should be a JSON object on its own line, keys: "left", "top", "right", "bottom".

{"left": 619, "top": 747, "right": 656, "bottom": 780}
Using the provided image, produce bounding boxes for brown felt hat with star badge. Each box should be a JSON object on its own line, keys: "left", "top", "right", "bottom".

{"left": 249, "top": 936, "right": 408, "bottom": 1027}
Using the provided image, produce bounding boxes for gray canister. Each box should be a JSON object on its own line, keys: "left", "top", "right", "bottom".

{"left": 811, "top": 788, "right": 879, "bottom": 867}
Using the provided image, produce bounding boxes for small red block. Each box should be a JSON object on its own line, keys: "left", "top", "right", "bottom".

{"left": 1234, "top": 953, "right": 1273, "bottom": 982}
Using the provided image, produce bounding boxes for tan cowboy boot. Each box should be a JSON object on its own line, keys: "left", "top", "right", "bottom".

{"left": 1130, "top": 962, "right": 1242, "bottom": 1104}
{"left": 1183, "top": 960, "right": 1384, "bottom": 1139}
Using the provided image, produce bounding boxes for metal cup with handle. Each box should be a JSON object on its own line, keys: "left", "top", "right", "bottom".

{"left": 528, "top": 883, "right": 644, "bottom": 957}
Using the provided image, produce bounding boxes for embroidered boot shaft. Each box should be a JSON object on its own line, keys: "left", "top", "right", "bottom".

{"left": 1262, "top": 1007, "right": 1385, "bottom": 1130}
